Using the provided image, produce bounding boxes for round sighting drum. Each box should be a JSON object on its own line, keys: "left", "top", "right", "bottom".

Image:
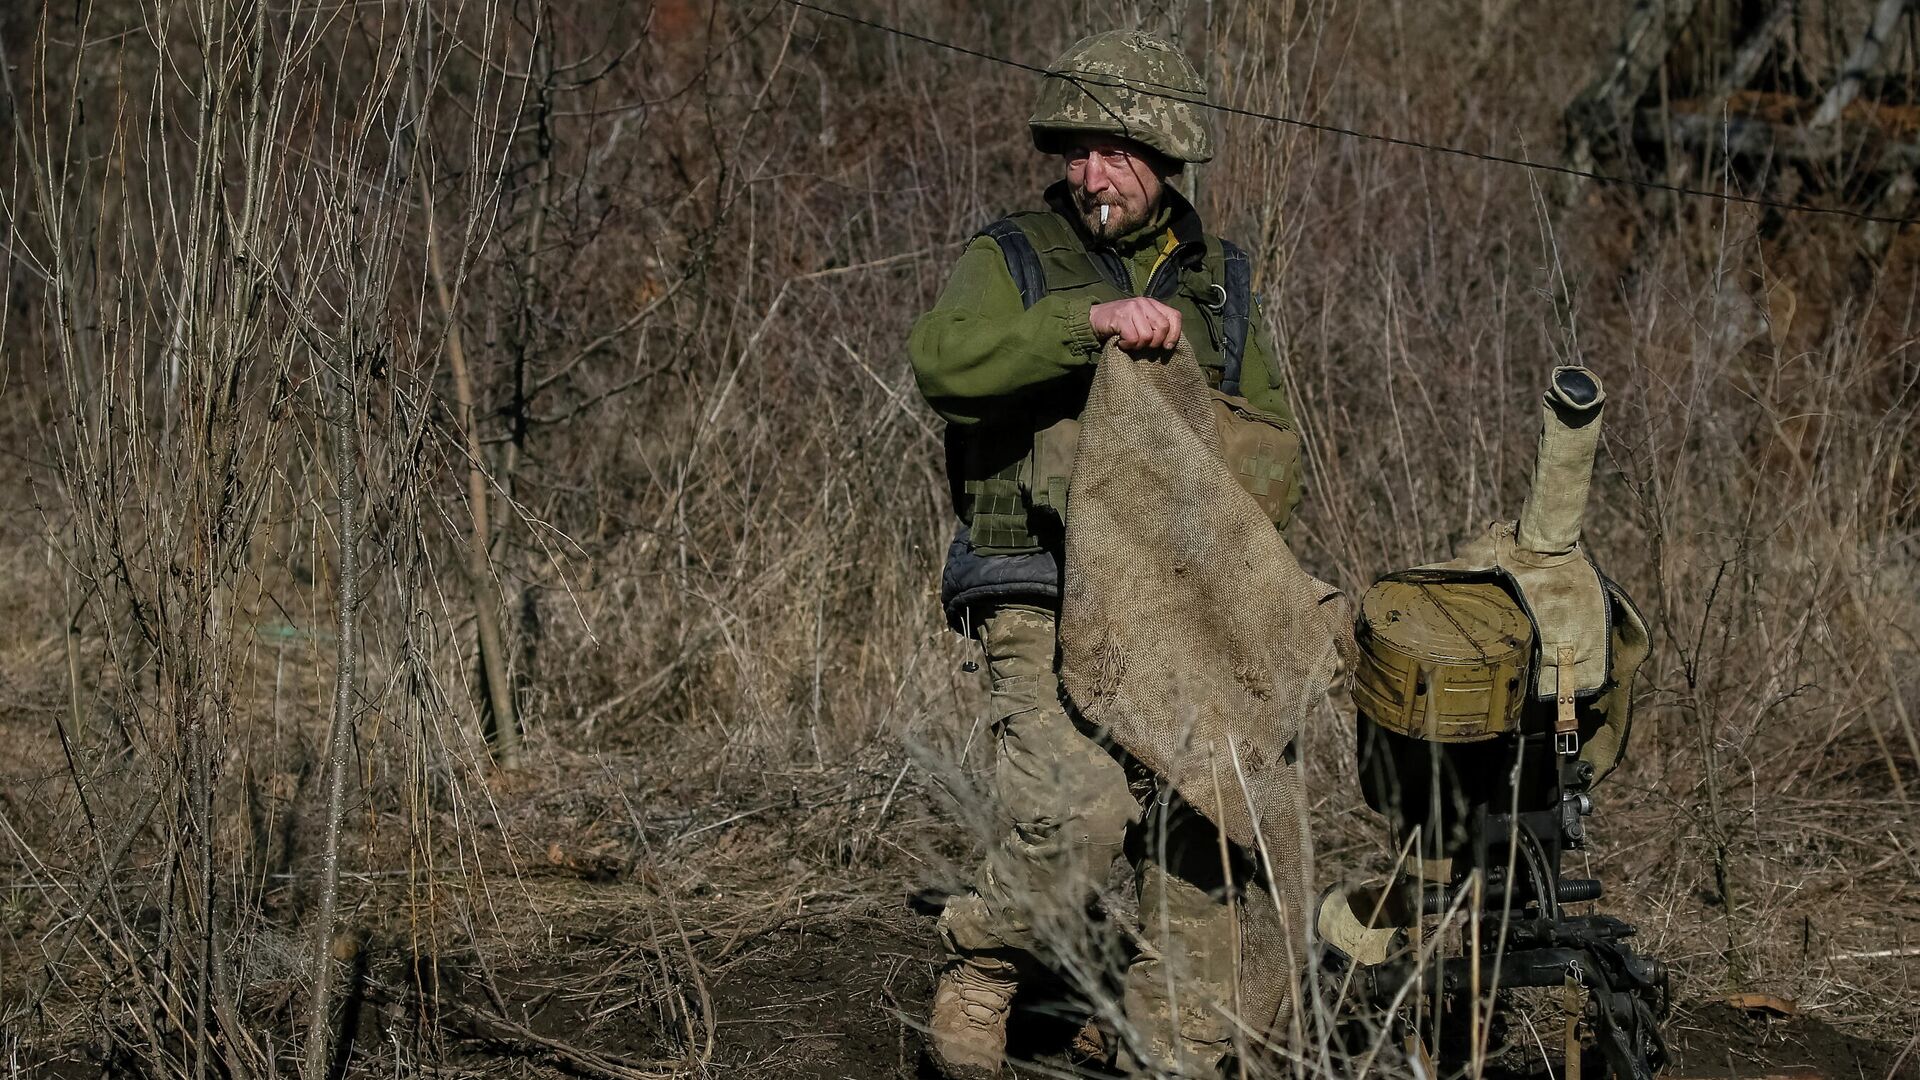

{"left": 1353, "top": 577, "right": 1534, "bottom": 743}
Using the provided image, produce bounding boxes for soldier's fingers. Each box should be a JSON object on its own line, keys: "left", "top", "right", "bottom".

{"left": 1142, "top": 306, "right": 1171, "bottom": 347}
{"left": 1143, "top": 303, "right": 1176, "bottom": 348}
{"left": 1141, "top": 314, "right": 1167, "bottom": 350}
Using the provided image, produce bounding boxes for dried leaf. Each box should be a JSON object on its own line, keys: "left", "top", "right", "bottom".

{"left": 1725, "top": 992, "right": 1799, "bottom": 1017}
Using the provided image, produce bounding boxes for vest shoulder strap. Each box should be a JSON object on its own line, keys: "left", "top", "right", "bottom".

{"left": 1219, "top": 238, "right": 1254, "bottom": 395}
{"left": 979, "top": 210, "right": 1126, "bottom": 307}
{"left": 979, "top": 213, "right": 1257, "bottom": 382}
{"left": 977, "top": 218, "right": 1048, "bottom": 310}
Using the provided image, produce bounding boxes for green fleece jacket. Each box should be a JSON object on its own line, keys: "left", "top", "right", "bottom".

{"left": 907, "top": 205, "right": 1295, "bottom": 430}
{"left": 909, "top": 190, "right": 1303, "bottom": 553}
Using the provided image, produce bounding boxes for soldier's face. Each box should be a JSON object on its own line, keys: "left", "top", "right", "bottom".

{"left": 1063, "top": 137, "right": 1165, "bottom": 240}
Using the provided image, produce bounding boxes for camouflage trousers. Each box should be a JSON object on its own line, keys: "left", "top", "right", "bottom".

{"left": 939, "top": 604, "right": 1284, "bottom": 1077}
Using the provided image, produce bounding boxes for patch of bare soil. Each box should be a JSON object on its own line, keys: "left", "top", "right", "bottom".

{"left": 1664, "top": 1002, "right": 1917, "bottom": 1080}
{"left": 13, "top": 746, "right": 1910, "bottom": 1080}
{"left": 347, "top": 768, "right": 1917, "bottom": 1080}
{"left": 701, "top": 908, "right": 935, "bottom": 1077}
{"left": 419, "top": 910, "right": 937, "bottom": 1079}
{"left": 413, "top": 891, "right": 1917, "bottom": 1080}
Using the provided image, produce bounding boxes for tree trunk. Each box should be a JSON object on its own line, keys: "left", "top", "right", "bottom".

{"left": 1811, "top": 0, "right": 1913, "bottom": 128}
{"left": 1564, "top": 0, "right": 1706, "bottom": 176}
{"left": 424, "top": 174, "right": 522, "bottom": 767}
{"left": 302, "top": 348, "right": 362, "bottom": 1080}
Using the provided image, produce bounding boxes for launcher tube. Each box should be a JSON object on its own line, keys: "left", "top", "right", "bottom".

{"left": 1515, "top": 366, "right": 1606, "bottom": 556}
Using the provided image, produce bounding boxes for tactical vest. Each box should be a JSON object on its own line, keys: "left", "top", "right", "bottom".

{"left": 949, "top": 199, "right": 1299, "bottom": 555}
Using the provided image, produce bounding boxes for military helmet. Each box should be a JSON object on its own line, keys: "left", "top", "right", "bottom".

{"left": 1030, "top": 30, "right": 1213, "bottom": 164}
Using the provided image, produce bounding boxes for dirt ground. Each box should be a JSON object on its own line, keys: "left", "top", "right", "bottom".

{"left": 242, "top": 755, "right": 1920, "bottom": 1079}
{"left": 388, "top": 823, "right": 1919, "bottom": 1080}
{"left": 8, "top": 728, "right": 1916, "bottom": 1080}
{"left": 1665, "top": 1003, "right": 1915, "bottom": 1080}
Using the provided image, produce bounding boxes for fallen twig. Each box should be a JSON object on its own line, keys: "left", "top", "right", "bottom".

{"left": 1827, "top": 946, "right": 1920, "bottom": 961}
{"left": 450, "top": 1001, "right": 686, "bottom": 1080}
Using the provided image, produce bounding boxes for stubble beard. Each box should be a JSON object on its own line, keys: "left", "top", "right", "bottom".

{"left": 1073, "top": 190, "right": 1150, "bottom": 242}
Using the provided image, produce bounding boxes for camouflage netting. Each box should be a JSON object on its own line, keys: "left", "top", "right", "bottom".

{"left": 1058, "top": 337, "right": 1353, "bottom": 1032}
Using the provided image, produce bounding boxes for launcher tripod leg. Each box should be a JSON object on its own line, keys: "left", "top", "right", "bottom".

{"left": 1563, "top": 975, "right": 1584, "bottom": 1080}
{"left": 1404, "top": 1033, "right": 1436, "bottom": 1078}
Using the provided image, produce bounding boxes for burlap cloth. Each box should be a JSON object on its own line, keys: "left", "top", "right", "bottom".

{"left": 1059, "top": 337, "right": 1352, "bottom": 1031}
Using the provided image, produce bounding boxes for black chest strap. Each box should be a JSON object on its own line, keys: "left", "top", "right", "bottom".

{"left": 979, "top": 219, "right": 1048, "bottom": 310}
{"left": 1219, "top": 239, "right": 1254, "bottom": 395}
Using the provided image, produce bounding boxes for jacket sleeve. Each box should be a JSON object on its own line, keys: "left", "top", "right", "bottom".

{"left": 1235, "top": 299, "right": 1307, "bottom": 523}
{"left": 909, "top": 236, "right": 1104, "bottom": 426}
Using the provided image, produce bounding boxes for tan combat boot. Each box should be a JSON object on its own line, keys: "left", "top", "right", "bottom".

{"left": 926, "top": 955, "right": 1018, "bottom": 1079}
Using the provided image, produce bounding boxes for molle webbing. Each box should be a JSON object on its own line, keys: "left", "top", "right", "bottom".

{"left": 943, "top": 426, "right": 1034, "bottom": 554}
{"left": 962, "top": 475, "right": 1033, "bottom": 552}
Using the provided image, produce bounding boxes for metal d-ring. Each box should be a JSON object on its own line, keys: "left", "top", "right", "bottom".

{"left": 1205, "top": 283, "right": 1228, "bottom": 311}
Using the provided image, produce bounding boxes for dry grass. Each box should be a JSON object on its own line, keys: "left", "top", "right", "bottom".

{"left": 1, "top": 0, "right": 1917, "bottom": 1076}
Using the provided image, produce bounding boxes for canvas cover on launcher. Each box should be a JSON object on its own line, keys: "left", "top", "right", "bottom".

{"left": 1352, "top": 367, "right": 1651, "bottom": 779}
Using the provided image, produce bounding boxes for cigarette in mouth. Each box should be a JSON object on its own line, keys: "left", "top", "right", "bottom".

{"left": 1099, "top": 204, "right": 1110, "bottom": 227}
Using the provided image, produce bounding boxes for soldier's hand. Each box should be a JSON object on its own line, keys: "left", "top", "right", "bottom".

{"left": 1089, "top": 297, "right": 1182, "bottom": 352}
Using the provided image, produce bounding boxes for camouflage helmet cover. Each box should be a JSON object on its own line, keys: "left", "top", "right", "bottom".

{"left": 1030, "top": 30, "right": 1213, "bottom": 164}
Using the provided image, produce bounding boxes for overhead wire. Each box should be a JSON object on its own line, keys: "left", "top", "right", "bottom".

{"left": 780, "top": 0, "right": 1920, "bottom": 228}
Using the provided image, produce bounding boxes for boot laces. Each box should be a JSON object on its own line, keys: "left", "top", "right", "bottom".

{"left": 944, "top": 961, "right": 1016, "bottom": 1025}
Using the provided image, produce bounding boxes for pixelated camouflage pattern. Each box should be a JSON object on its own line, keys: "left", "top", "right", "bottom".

{"left": 1030, "top": 30, "right": 1213, "bottom": 163}
{"left": 938, "top": 604, "right": 1283, "bottom": 1075}
{"left": 938, "top": 605, "right": 1137, "bottom": 960}
{"left": 1117, "top": 797, "right": 1293, "bottom": 1075}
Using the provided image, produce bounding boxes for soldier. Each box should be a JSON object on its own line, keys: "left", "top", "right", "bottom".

{"left": 909, "top": 30, "right": 1302, "bottom": 1079}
